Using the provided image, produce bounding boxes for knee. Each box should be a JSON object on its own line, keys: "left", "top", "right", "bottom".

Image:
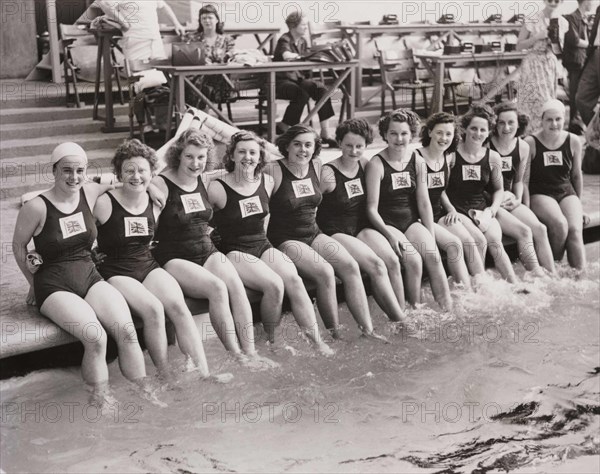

{"left": 366, "top": 257, "right": 388, "bottom": 279}
{"left": 383, "top": 253, "right": 401, "bottom": 274}
{"left": 517, "top": 225, "right": 533, "bottom": 242}
{"left": 208, "top": 279, "right": 229, "bottom": 302}
{"left": 532, "top": 221, "right": 549, "bottom": 240}
{"left": 265, "top": 277, "right": 285, "bottom": 301}
{"left": 441, "top": 236, "right": 463, "bottom": 258}
{"left": 403, "top": 253, "right": 423, "bottom": 274}
{"left": 567, "top": 220, "right": 583, "bottom": 238}
{"left": 339, "top": 258, "right": 361, "bottom": 278}
{"left": 143, "top": 301, "right": 166, "bottom": 328}
{"left": 82, "top": 326, "right": 108, "bottom": 355}
{"left": 549, "top": 217, "right": 569, "bottom": 238}
{"left": 315, "top": 263, "right": 336, "bottom": 285}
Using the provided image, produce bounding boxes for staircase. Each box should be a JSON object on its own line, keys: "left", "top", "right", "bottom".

{"left": 0, "top": 87, "right": 131, "bottom": 201}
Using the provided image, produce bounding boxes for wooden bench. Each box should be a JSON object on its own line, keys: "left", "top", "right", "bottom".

{"left": 2, "top": 213, "right": 598, "bottom": 363}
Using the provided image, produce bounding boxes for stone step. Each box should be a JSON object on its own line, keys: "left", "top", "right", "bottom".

{"left": 0, "top": 118, "right": 113, "bottom": 141}
{"left": 0, "top": 133, "right": 130, "bottom": 159}
{"left": 0, "top": 104, "right": 129, "bottom": 125}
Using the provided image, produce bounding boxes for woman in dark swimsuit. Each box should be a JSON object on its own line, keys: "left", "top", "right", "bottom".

{"left": 365, "top": 109, "right": 452, "bottom": 311}
{"left": 525, "top": 99, "right": 588, "bottom": 270}
{"left": 94, "top": 139, "right": 213, "bottom": 379}
{"left": 207, "top": 131, "right": 332, "bottom": 354}
{"left": 12, "top": 142, "right": 149, "bottom": 403}
{"left": 446, "top": 105, "right": 517, "bottom": 282}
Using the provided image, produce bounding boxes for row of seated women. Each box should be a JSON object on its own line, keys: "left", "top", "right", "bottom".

{"left": 12, "top": 99, "right": 588, "bottom": 404}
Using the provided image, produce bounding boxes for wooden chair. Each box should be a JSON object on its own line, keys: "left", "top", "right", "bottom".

{"left": 59, "top": 24, "right": 87, "bottom": 107}
{"left": 375, "top": 40, "right": 461, "bottom": 115}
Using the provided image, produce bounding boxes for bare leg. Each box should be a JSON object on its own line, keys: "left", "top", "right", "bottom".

{"left": 85, "top": 281, "right": 147, "bottom": 382}
{"left": 106, "top": 275, "right": 169, "bottom": 374}
{"left": 482, "top": 220, "right": 517, "bottom": 283}
{"left": 333, "top": 232, "right": 405, "bottom": 322}
{"left": 510, "top": 204, "right": 555, "bottom": 273}
{"left": 560, "top": 195, "right": 586, "bottom": 269}
{"left": 455, "top": 215, "right": 488, "bottom": 274}
{"left": 164, "top": 258, "right": 243, "bottom": 355}
{"left": 40, "top": 292, "right": 109, "bottom": 385}
{"left": 358, "top": 228, "right": 406, "bottom": 310}
{"left": 530, "top": 194, "right": 569, "bottom": 260}
{"left": 496, "top": 208, "right": 543, "bottom": 274}
{"left": 434, "top": 223, "right": 471, "bottom": 286}
{"left": 312, "top": 233, "right": 374, "bottom": 333}
{"left": 406, "top": 223, "right": 452, "bottom": 310}
{"left": 279, "top": 240, "right": 339, "bottom": 334}
{"left": 144, "top": 268, "right": 210, "bottom": 376}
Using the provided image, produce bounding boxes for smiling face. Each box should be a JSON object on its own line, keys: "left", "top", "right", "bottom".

{"left": 179, "top": 144, "right": 208, "bottom": 177}
{"left": 385, "top": 120, "right": 413, "bottom": 152}
{"left": 541, "top": 108, "right": 565, "bottom": 134}
{"left": 53, "top": 155, "right": 87, "bottom": 194}
{"left": 429, "top": 123, "right": 455, "bottom": 153}
{"left": 465, "top": 116, "right": 490, "bottom": 146}
{"left": 232, "top": 139, "right": 261, "bottom": 175}
{"left": 496, "top": 111, "right": 519, "bottom": 139}
{"left": 120, "top": 156, "right": 152, "bottom": 193}
{"left": 340, "top": 132, "right": 367, "bottom": 162}
{"left": 286, "top": 132, "right": 315, "bottom": 164}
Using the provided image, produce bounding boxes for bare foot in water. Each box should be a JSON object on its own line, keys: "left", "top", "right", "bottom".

{"left": 361, "top": 329, "right": 390, "bottom": 344}
{"left": 88, "top": 382, "right": 118, "bottom": 411}
{"left": 243, "top": 352, "right": 280, "bottom": 371}
{"left": 133, "top": 377, "right": 168, "bottom": 408}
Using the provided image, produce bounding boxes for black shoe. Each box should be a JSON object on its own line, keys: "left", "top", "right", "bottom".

{"left": 321, "top": 137, "right": 338, "bottom": 148}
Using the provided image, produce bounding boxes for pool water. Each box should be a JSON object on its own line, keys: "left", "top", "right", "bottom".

{"left": 1, "top": 243, "right": 599, "bottom": 473}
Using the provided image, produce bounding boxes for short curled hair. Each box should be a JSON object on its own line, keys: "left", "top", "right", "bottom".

{"left": 335, "top": 118, "right": 374, "bottom": 145}
{"left": 112, "top": 139, "right": 159, "bottom": 181}
{"left": 275, "top": 124, "right": 322, "bottom": 160}
{"left": 378, "top": 108, "right": 421, "bottom": 141}
{"left": 165, "top": 129, "right": 215, "bottom": 170}
{"left": 285, "top": 11, "right": 304, "bottom": 29}
{"left": 420, "top": 112, "right": 459, "bottom": 153}
{"left": 459, "top": 104, "right": 496, "bottom": 140}
{"left": 492, "top": 102, "right": 529, "bottom": 138}
{"left": 223, "top": 130, "right": 267, "bottom": 177}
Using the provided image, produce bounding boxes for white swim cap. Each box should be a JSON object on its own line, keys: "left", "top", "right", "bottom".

{"left": 50, "top": 142, "right": 88, "bottom": 165}
{"left": 541, "top": 99, "right": 565, "bottom": 117}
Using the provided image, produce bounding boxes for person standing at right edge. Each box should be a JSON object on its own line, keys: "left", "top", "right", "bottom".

{"left": 273, "top": 11, "right": 337, "bottom": 147}
{"left": 563, "top": 0, "right": 596, "bottom": 133}
{"left": 576, "top": 4, "right": 600, "bottom": 173}
{"left": 516, "top": 0, "right": 569, "bottom": 133}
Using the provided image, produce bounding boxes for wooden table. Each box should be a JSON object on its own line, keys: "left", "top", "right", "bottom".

{"left": 156, "top": 60, "right": 357, "bottom": 142}
{"left": 415, "top": 50, "right": 527, "bottom": 113}
{"left": 339, "top": 23, "right": 521, "bottom": 107}
{"left": 89, "top": 27, "right": 128, "bottom": 133}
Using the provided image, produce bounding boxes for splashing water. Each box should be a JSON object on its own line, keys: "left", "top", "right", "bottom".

{"left": 1, "top": 245, "right": 599, "bottom": 473}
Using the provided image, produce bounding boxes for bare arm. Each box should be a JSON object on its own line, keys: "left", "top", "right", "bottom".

{"left": 517, "top": 23, "right": 547, "bottom": 51}
{"left": 206, "top": 179, "right": 227, "bottom": 210}
{"left": 487, "top": 151, "right": 504, "bottom": 216}
{"left": 570, "top": 132, "right": 584, "bottom": 198}
{"left": 92, "top": 193, "right": 113, "bottom": 226}
{"left": 511, "top": 139, "right": 530, "bottom": 203}
{"left": 319, "top": 164, "right": 336, "bottom": 194}
{"left": 414, "top": 155, "right": 435, "bottom": 237}
{"left": 158, "top": 1, "right": 185, "bottom": 36}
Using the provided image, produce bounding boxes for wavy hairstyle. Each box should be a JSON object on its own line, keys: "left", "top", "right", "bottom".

{"left": 378, "top": 108, "right": 421, "bottom": 141}
{"left": 335, "top": 118, "right": 374, "bottom": 145}
{"left": 197, "top": 4, "right": 224, "bottom": 35}
{"left": 165, "top": 129, "right": 215, "bottom": 170}
{"left": 112, "top": 139, "right": 159, "bottom": 180}
{"left": 459, "top": 104, "right": 496, "bottom": 141}
{"left": 285, "top": 11, "right": 305, "bottom": 29}
{"left": 275, "top": 124, "right": 322, "bottom": 160}
{"left": 420, "top": 112, "right": 459, "bottom": 153}
{"left": 492, "top": 102, "right": 529, "bottom": 138}
{"left": 223, "top": 130, "right": 267, "bottom": 177}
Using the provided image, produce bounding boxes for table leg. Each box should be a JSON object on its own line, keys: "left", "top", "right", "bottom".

{"left": 93, "top": 37, "right": 103, "bottom": 120}
{"left": 267, "top": 72, "right": 276, "bottom": 142}
{"left": 348, "top": 65, "right": 356, "bottom": 120}
{"left": 355, "top": 31, "right": 363, "bottom": 107}
{"left": 303, "top": 68, "right": 351, "bottom": 125}
{"left": 432, "top": 61, "right": 445, "bottom": 113}
{"left": 165, "top": 74, "right": 176, "bottom": 142}
{"left": 102, "top": 35, "right": 115, "bottom": 131}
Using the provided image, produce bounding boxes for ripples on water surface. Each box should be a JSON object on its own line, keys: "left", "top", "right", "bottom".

{"left": 2, "top": 244, "right": 599, "bottom": 473}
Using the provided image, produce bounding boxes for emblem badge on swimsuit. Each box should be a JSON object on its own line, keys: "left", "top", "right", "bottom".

{"left": 501, "top": 156, "right": 512, "bottom": 172}
{"left": 124, "top": 217, "right": 149, "bottom": 237}
{"left": 543, "top": 151, "right": 563, "bottom": 166}
{"left": 462, "top": 165, "right": 481, "bottom": 181}
{"left": 59, "top": 212, "right": 87, "bottom": 239}
{"left": 391, "top": 172, "right": 411, "bottom": 189}
{"left": 239, "top": 196, "right": 263, "bottom": 218}
{"left": 344, "top": 178, "right": 364, "bottom": 198}
{"left": 291, "top": 178, "right": 315, "bottom": 198}
{"left": 427, "top": 172, "right": 445, "bottom": 189}
{"left": 181, "top": 193, "right": 206, "bottom": 213}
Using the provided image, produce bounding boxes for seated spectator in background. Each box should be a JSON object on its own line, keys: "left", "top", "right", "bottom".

{"left": 273, "top": 12, "right": 337, "bottom": 147}
{"left": 97, "top": 0, "right": 185, "bottom": 61}
{"left": 185, "top": 4, "right": 235, "bottom": 108}
{"left": 563, "top": 0, "right": 596, "bottom": 133}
